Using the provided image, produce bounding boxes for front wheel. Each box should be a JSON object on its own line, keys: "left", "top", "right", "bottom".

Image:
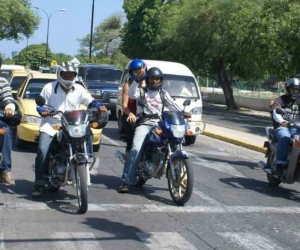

{"left": 167, "top": 157, "right": 194, "bottom": 205}
{"left": 184, "top": 135, "right": 197, "bottom": 145}
{"left": 75, "top": 164, "right": 88, "bottom": 214}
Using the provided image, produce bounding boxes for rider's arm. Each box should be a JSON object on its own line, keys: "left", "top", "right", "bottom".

{"left": 79, "top": 85, "right": 94, "bottom": 106}
{"left": 127, "top": 81, "right": 140, "bottom": 100}
{"left": 122, "top": 82, "right": 131, "bottom": 115}
{"left": 164, "top": 90, "right": 182, "bottom": 111}
{"left": 270, "top": 96, "right": 285, "bottom": 124}
{"left": 0, "top": 77, "right": 15, "bottom": 111}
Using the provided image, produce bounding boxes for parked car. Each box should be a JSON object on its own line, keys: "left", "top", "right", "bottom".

{"left": 0, "top": 65, "right": 26, "bottom": 80}
{"left": 77, "top": 63, "right": 123, "bottom": 117}
{"left": 14, "top": 72, "right": 103, "bottom": 151}
{"left": 117, "top": 59, "right": 204, "bottom": 145}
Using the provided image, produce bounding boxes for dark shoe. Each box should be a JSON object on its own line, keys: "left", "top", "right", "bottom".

{"left": 275, "top": 164, "right": 285, "bottom": 176}
{"left": 118, "top": 183, "right": 129, "bottom": 193}
{"left": 0, "top": 171, "right": 15, "bottom": 185}
{"left": 32, "top": 186, "right": 44, "bottom": 198}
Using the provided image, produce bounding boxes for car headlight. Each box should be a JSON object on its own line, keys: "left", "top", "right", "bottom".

{"left": 89, "top": 89, "right": 102, "bottom": 96}
{"left": 170, "top": 124, "right": 186, "bottom": 138}
{"left": 190, "top": 107, "right": 202, "bottom": 115}
{"left": 23, "top": 115, "right": 41, "bottom": 124}
{"left": 67, "top": 124, "right": 87, "bottom": 138}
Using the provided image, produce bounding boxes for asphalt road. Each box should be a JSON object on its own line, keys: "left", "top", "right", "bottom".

{"left": 0, "top": 120, "right": 300, "bottom": 249}
{"left": 202, "top": 103, "right": 271, "bottom": 137}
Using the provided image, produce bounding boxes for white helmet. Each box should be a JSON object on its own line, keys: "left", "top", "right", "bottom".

{"left": 57, "top": 64, "right": 77, "bottom": 89}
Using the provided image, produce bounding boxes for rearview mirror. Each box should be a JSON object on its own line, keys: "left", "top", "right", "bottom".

{"left": 35, "top": 96, "right": 46, "bottom": 106}
{"left": 183, "top": 99, "right": 191, "bottom": 106}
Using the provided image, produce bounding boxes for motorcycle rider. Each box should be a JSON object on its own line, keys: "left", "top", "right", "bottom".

{"left": 121, "top": 59, "right": 147, "bottom": 157}
{"left": 270, "top": 78, "right": 300, "bottom": 176}
{"left": 0, "top": 57, "right": 21, "bottom": 185}
{"left": 32, "top": 65, "right": 107, "bottom": 198}
{"left": 118, "top": 67, "right": 191, "bottom": 193}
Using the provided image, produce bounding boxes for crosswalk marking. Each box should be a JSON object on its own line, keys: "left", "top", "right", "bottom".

{"left": 0, "top": 233, "right": 4, "bottom": 250}
{"left": 218, "top": 232, "right": 286, "bottom": 250}
{"left": 193, "top": 190, "right": 224, "bottom": 206}
{"left": 51, "top": 232, "right": 102, "bottom": 250}
{"left": 1, "top": 202, "right": 300, "bottom": 214}
{"left": 136, "top": 232, "right": 198, "bottom": 250}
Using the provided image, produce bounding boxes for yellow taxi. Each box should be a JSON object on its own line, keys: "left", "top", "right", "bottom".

{"left": 14, "top": 72, "right": 103, "bottom": 151}
{"left": 8, "top": 69, "right": 39, "bottom": 99}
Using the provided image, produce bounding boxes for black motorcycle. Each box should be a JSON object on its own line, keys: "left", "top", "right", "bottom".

{"left": 35, "top": 96, "right": 108, "bottom": 213}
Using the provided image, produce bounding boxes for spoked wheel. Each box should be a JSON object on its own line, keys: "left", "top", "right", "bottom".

{"left": 75, "top": 164, "right": 88, "bottom": 214}
{"left": 167, "top": 157, "right": 194, "bottom": 205}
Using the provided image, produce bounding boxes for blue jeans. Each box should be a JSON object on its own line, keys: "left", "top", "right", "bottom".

{"left": 122, "top": 124, "right": 152, "bottom": 185}
{"left": 274, "top": 126, "right": 299, "bottom": 165}
{"left": 34, "top": 130, "right": 94, "bottom": 186}
{"left": 0, "top": 121, "right": 12, "bottom": 173}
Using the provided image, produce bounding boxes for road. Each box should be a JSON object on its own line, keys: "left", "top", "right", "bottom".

{"left": 202, "top": 103, "right": 271, "bottom": 137}
{"left": 0, "top": 120, "right": 300, "bottom": 249}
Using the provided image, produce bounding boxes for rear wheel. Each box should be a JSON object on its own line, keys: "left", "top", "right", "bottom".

{"left": 167, "top": 157, "right": 194, "bottom": 205}
{"left": 266, "top": 150, "right": 281, "bottom": 187}
{"left": 75, "top": 164, "right": 88, "bottom": 214}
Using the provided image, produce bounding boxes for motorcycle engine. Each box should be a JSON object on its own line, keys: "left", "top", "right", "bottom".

{"left": 143, "top": 146, "right": 166, "bottom": 178}
{"left": 49, "top": 154, "right": 69, "bottom": 182}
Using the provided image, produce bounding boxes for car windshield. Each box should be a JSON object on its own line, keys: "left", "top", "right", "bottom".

{"left": 10, "top": 76, "right": 26, "bottom": 91}
{"left": 23, "top": 79, "right": 52, "bottom": 99}
{"left": 162, "top": 74, "right": 199, "bottom": 98}
{"left": 85, "top": 68, "right": 122, "bottom": 83}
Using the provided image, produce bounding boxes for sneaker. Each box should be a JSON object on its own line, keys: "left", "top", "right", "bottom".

{"left": 117, "top": 183, "right": 129, "bottom": 193}
{"left": 0, "top": 171, "right": 15, "bottom": 185}
{"left": 31, "top": 186, "right": 44, "bottom": 198}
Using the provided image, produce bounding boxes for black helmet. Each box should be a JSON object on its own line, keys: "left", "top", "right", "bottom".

{"left": 285, "top": 78, "right": 300, "bottom": 101}
{"left": 4, "top": 110, "right": 22, "bottom": 127}
{"left": 146, "top": 67, "right": 163, "bottom": 91}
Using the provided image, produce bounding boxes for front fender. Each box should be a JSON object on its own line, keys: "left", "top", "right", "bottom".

{"left": 71, "top": 153, "right": 87, "bottom": 165}
{"left": 171, "top": 150, "right": 189, "bottom": 160}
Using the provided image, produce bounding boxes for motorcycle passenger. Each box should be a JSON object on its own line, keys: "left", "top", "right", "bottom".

{"left": 118, "top": 67, "right": 190, "bottom": 193}
{"left": 32, "top": 65, "right": 107, "bottom": 198}
{"left": 0, "top": 57, "right": 21, "bottom": 185}
{"left": 270, "top": 78, "right": 300, "bottom": 176}
{"left": 121, "top": 59, "right": 147, "bottom": 157}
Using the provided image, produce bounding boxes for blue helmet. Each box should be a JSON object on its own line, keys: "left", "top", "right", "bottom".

{"left": 129, "top": 59, "right": 146, "bottom": 81}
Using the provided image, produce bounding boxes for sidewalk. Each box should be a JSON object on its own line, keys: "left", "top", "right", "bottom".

{"left": 201, "top": 103, "right": 269, "bottom": 153}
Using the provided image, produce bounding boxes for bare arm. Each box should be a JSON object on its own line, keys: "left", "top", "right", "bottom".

{"left": 122, "top": 82, "right": 131, "bottom": 115}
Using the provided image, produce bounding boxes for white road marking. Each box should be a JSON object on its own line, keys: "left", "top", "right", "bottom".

{"left": 2, "top": 202, "right": 300, "bottom": 214}
{"left": 187, "top": 148, "right": 230, "bottom": 157}
{"left": 51, "top": 232, "right": 102, "bottom": 250}
{"left": 219, "top": 232, "right": 285, "bottom": 250}
{"left": 136, "top": 232, "right": 198, "bottom": 250}
{"left": 193, "top": 160, "right": 246, "bottom": 178}
{"left": 193, "top": 190, "right": 224, "bottom": 206}
{"left": 101, "top": 135, "right": 121, "bottom": 146}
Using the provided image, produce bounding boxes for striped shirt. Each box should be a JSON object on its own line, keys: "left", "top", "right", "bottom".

{"left": 0, "top": 76, "right": 15, "bottom": 111}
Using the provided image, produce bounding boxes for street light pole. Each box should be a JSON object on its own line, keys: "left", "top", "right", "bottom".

{"left": 89, "top": 0, "right": 95, "bottom": 59}
{"left": 34, "top": 6, "right": 66, "bottom": 64}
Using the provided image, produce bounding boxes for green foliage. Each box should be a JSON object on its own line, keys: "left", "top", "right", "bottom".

{"left": 0, "top": 0, "right": 39, "bottom": 40}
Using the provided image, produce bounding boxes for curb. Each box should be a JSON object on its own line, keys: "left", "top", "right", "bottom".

{"left": 202, "top": 131, "right": 267, "bottom": 154}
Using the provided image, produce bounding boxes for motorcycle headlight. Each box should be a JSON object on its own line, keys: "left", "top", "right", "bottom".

{"left": 190, "top": 107, "right": 202, "bottom": 115}
{"left": 67, "top": 124, "right": 87, "bottom": 138}
{"left": 23, "top": 115, "right": 41, "bottom": 124}
{"left": 170, "top": 124, "right": 186, "bottom": 138}
{"left": 89, "top": 89, "right": 102, "bottom": 96}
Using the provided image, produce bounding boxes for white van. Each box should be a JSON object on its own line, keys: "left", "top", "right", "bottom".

{"left": 116, "top": 59, "right": 204, "bottom": 145}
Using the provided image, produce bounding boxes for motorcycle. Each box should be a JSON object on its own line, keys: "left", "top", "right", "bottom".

{"left": 258, "top": 108, "right": 300, "bottom": 186}
{"left": 116, "top": 99, "right": 194, "bottom": 205}
{"left": 35, "top": 96, "right": 108, "bottom": 213}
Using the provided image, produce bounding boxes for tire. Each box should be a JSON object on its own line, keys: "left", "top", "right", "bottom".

{"left": 185, "top": 135, "right": 196, "bottom": 145}
{"left": 93, "top": 143, "right": 100, "bottom": 152}
{"left": 75, "top": 164, "right": 88, "bottom": 214}
{"left": 267, "top": 173, "right": 281, "bottom": 187}
{"left": 167, "top": 157, "right": 194, "bottom": 205}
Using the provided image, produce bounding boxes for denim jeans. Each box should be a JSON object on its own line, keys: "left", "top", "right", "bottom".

{"left": 122, "top": 124, "right": 152, "bottom": 185}
{"left": 0, "top": 121, "right": 12, "bottom": 173}
{"left": 274, "top": 126, "right": 299, "bottom": 165}
{"left": 34, "top": 130, "right": 94, "bottom": 186}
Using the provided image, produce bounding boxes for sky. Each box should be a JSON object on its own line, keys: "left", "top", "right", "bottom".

{"left": 1, "top": 0, "right": 124, "bottom": 58}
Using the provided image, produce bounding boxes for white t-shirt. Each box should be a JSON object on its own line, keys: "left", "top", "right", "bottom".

{"left": 39, "top": 81, "right": 94, "bottom": 136}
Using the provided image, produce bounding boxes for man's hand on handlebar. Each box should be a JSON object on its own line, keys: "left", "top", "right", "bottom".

{"left": 280, "top": 120, "right": 288, "bottom": 127}
{"left": 184, "top": 112, "right": 191, "bottom": 119}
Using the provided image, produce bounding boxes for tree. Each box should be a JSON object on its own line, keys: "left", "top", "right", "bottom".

{"left": 0, "top": 0, "right": 39, "bottom": 41}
